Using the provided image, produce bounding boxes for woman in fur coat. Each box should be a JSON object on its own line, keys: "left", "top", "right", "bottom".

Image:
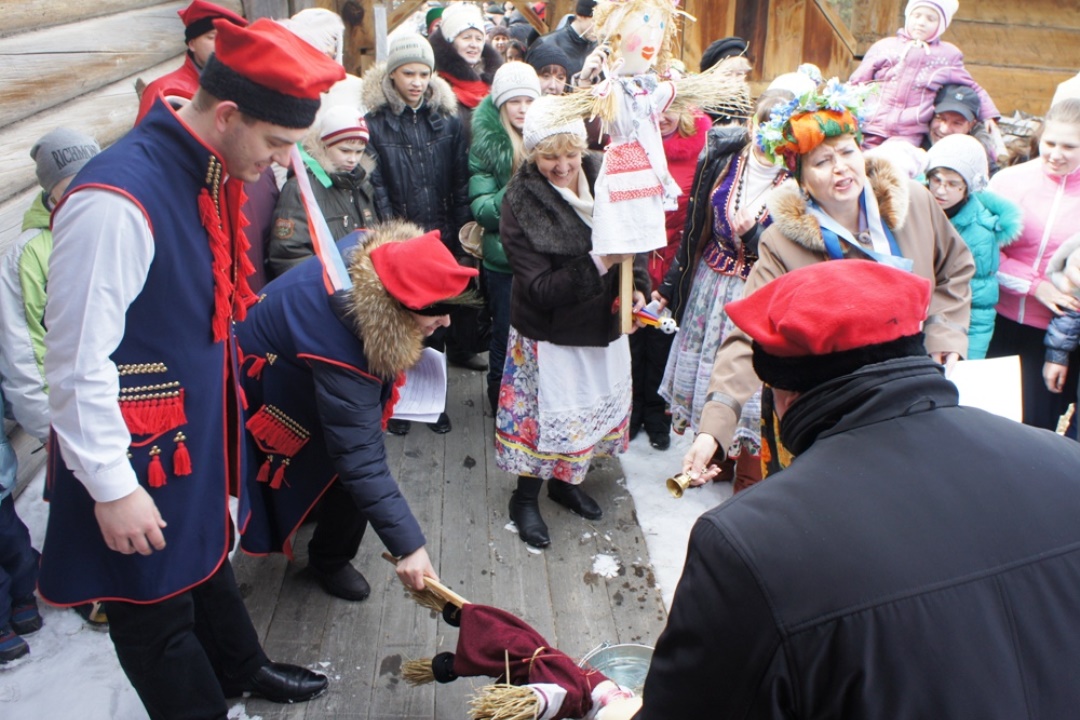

{"left": 429, "top": 2, "right": 504, "bottom": 142}
{"left": 496, "top": 98, "right": 649, "bottom": 549}
{"left": 682, "top": 80, "right": 974, "bottom": 484}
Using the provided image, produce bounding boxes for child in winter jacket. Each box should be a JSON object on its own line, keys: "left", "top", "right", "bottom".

{"left": 849, "top": 0, "right": 999, "bottom": 148}
{"left": 924, "top": 133, "right": 1020, "bottom": 359}
{"left": 1043, "top": 234, "right": 1080, "bottom": 398}
{"left": 269, "top": 107, "right": 386, "bottom": 278}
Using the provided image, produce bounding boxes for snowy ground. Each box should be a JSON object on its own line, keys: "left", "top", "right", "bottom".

{"left": 2, "top": 434, "right": 729, "bottom": 719}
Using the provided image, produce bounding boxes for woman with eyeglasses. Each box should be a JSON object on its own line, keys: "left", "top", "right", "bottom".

{"left": 924, "top": 134, "right": 1022, "bottom": 359}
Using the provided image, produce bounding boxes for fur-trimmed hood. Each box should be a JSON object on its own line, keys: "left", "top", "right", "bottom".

{"left": 340, "top": 220, "right": 429, "bottom": 379}
{"left": 764, "top": 156, "right": 910, "bottom": 252}
{"left": 505, "top": 154, "right": 602, "bottom": 256}
{"left": 361, "top": 61, "right": 459, "bottom": 118}
{"left": 429, "top": 27, "right": 503, "bottom": 86}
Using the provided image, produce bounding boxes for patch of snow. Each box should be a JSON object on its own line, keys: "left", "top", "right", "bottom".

{"left": 591, "top": 553, "right": 621, "bottom": 579}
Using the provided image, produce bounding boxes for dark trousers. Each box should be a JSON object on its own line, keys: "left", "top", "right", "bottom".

{"left": 485, "top": 268, "right": 513, "bottom": 414}
{"left": 104, "top": 558, "right": 267, "bottom": 720}
{"left": 987, "top": 314, "right": 1079, "bottom": 436}
{"left": 630, "top": 326, "right": 675, "bottom": 435}
{"left": 0, "top": 494, "right": 39, "bottom": 629}
{"left": 308, "top": 479, "right": 367, "bottom": 573}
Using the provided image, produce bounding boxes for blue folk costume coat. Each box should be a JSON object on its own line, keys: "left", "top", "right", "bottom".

{"left": 38, "top": 100, "right": 259, "bottom": 605}
{"left": 235, "top": 225, "right": 426, "bottom": 560}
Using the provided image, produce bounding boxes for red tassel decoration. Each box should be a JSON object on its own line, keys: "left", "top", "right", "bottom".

{"left": 172, "top": 432, "right": 192, "bottom": 476}
{"left": 256, "top": 456, "right": 272, "bottom": 483}
{"left": 246, "top": 356, "right": 267, "bottom": 379}
{"left": 147, "top": 447, "right": 167, "bottom": 488}
{"left": 270, "top": 458, "right": 290, "bottom": 489}
{"left": 198, "top": 187, "right": 234, "bottom": 344}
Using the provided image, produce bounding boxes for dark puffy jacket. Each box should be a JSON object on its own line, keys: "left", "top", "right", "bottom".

{"left": 657, "top": 125, "right": 748, "bottom": 323}
{"left": 529, "top": 22, "right": 596, "bottom": 79}
{"left": 362, "top": 63, "right": 472, "bottom": 256}
{"left": 268, "top": 149, "right": 386, "bottom": 278}
{"left": 639, "top": 356, "right": 1080, "bottom": 719}
{"left": 468, "top": 95, "right": 514, "bottom": 274}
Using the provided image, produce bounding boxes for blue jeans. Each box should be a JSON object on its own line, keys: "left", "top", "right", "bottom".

{"left": 485, "top": 268, "right": 513, "bottom": 414}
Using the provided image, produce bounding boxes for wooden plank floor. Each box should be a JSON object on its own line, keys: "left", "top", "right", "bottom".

{"left": 232, "top": 364, "right": 669, "bottom": 719}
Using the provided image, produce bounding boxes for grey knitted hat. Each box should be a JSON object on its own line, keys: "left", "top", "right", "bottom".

{"left": 30, "top": 128, "right": 101, "bottom": 197}
{"left": 490, "top": 62, "right": 540, "bottom": 108}
{"left": 926, "top": 133, "right": 989, "bottom": 193}
{"left": 387, "top": 34, "right": 435, "bottom": 73}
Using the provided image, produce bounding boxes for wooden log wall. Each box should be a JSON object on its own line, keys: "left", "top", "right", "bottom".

{"left": 0, "top": 0, "right": 243, "bottom": 257}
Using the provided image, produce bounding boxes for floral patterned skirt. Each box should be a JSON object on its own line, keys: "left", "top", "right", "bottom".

{"left": 659, "top": 261, "right": 761, "bottom": 457}
{"left": 495, "top": 327, "right": 629, "bottom": 485}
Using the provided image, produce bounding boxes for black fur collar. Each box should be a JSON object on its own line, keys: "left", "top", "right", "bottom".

{"left": 505, "top": 154, "right": 601, "bottom": 255}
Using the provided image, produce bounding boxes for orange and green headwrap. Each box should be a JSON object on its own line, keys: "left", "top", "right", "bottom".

{"left": 756, "top": 78, "right": 870, "bottom": 175}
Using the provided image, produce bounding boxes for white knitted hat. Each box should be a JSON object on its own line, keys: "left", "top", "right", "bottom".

{"left": 905, "top": 0, "right": 958, "bottom": 40}
{"left": 387, "top": 34, "right": 435, "bottom": 73}
{"left": 319, "top": 105, "right": 370, "bottom": 146}
{"left": 926, "top": 133, "right": 988, "bottom": 193}
{"left": 522, "top": 95, "right": 587, "bottom": 152}
{"left": 284, "top": 8, "right": 345, "bottom": 65}
{"left": 439, "top": 2, "right": 486, "bottom": 42}
{"left": 490, "top": 62, "right": 541, "bottom": 108}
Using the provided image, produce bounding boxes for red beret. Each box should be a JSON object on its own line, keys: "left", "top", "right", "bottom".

{"left": 199, "top": 18, "right": 346, "bottom": 128}
{"left": 726, "top": 260, "right": 931, "bottom": 358}
{"left": 370, "top": 230, "right": 479, "bottom": 312}
{"left": 179, "top": 0, "right": 247, "bottom": 41}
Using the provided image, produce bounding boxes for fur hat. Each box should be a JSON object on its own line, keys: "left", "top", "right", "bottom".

{"left": 575, "top": 0, "right": 597, "bottom": 17}
{"left": 727, "top": 260, "right": 931, "bottom": 392}
{"left": 490, "top": 62, "right": 541, "bottom": 108}
{"left": 926, "top": 132, "right": 989, "bottom": 193}
{"left": 318, "top": 106, "right": 369, "bottom": 146}
{"left": 439, "top": 2, "right": 486, "bottom": 42}
{"left": 369, "top": 229, "right": 478, "bottom": 313}
{"left": 178, "top": 0, "right": 247, "bottom": 43}
{"left": 905, "top": 0, "right": 958, "bottom": 41}
{"left": 31, "top": 128, "right": 100, "bottom": 197}
{"left": 387, "top": 33, "right": 436, "bottom": 73}
{"left": 199, "top": 18, "right": 345, "bottom": 128}
{"left": 522, "top": 95, "right": 586, "bottom": 151}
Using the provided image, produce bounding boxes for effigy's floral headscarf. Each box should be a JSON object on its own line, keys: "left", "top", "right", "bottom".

{"left": 757, "top": 77, "right": 872, "bottom": 175}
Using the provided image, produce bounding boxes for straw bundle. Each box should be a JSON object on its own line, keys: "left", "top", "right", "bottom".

{"left": 468, "top": 683, "right": 539, "bottom": 720}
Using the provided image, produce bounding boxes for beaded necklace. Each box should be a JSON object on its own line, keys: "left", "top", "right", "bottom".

{"left": 726, "top": 148, "right": 786, "bottom": 233}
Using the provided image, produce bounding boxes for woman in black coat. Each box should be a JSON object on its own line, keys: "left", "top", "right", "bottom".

{"left": 495, "top": 101, "right": 648, "bottom": 548}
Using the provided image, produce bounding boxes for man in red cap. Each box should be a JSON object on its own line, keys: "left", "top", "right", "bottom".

{"left": 40, "top": 18, "right": 344, "bottom": 718}
{"left": 236, "top": 222, "right": 477, "bottom": 601}
{"left": 636, "top": 260, "right": 1080, "bottom": 719}
{"left": 135, "top": 0, "right": 248, "bottom": 124}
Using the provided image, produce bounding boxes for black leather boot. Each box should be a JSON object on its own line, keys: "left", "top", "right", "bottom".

{"left": 548, "top": 479, "right": 603, "bottom": 520}
{"left": 509, "top": 477, "right": 550, "bottom": 548}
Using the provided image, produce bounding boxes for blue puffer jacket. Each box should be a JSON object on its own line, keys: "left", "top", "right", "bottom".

{"left": 947, "top": 190, "right": 1022, "bottom": 359}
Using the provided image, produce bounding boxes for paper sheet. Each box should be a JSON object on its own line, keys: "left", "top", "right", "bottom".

{"left": 947, "top": 355, "right": 1022, "bottom": 423}
{"left": 392, "top": 347, "right": 447, "bottom": 422}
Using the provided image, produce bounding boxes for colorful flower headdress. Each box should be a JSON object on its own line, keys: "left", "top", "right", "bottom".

{"left": 757, "top": 77, "right": 873, "bottom": 172}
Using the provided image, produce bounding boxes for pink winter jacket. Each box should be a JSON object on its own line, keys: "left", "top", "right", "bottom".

{"left": 849, "top": 31, "right": 999, "bottom": 144}
{"left": 988, "top": 158, "right": 1080, "bottom": 329}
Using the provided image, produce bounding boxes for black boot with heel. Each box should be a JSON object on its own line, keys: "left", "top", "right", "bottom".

{"left": 509, "top": 476, "right": 550, "bottom": 548}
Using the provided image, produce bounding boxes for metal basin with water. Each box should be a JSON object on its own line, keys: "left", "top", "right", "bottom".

{"left": 579, "top": 642, "right": 654, "bottom": 696}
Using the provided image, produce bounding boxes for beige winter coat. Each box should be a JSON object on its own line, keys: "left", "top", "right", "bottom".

{"left": 698, "top": 157, "right": 975, "bottom": 450}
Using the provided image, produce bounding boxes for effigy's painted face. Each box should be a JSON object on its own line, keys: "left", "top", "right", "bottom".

{"left": 616, "top": 10, "right": 665, "bottom": 76}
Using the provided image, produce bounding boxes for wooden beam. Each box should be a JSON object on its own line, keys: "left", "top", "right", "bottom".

{"left": 0, "top": 0, "right": 169, "bottom": 39}
{"left": 0, "top": 57, "right": 179, "bottom": 209}
{"left": 0, "top": 3, "right": 194, "bottom": 128}
{"left": 508, "top": 0, "right": 550, "bottom": 35}
{"left": 848, "top": 0, "right": 902, "bottom": 55}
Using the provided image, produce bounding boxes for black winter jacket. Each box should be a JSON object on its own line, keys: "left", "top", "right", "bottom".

{"left": 501, "top": 154, "right": 649, "bottom": 347}
{"left": 529, "top": 23, "right": 597, "bottom": 79}
{"left": 657, "top": 124, "right": 748, "bottom": 323}
{"left": 362, "top": 64, "right": 472, "bottom": 256}
{"left": 268, "top": 151, "right": 387, "bottom": 278}
{"left": 638, "top": 356, "right": 1080, "bottom": 719}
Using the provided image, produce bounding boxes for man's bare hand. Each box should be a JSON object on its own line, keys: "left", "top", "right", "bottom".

{"left": 94, "top": 486, "right": 167, "bottom": 555}
{"left": 396, "top": 546, "right": 438, "bottom": 592}
{"left": 682, "top": 433, "right": 724, "bottom": 487}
